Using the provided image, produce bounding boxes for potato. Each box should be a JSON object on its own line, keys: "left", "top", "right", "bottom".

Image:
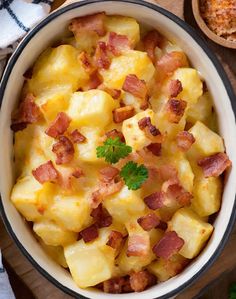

{"left": 192, "top": 176, "right": 222, "bottom": 217}
{"left": 33, "top": 220, "right": 77, "bottom": 246}
{"left": 100, "top": 50, "right": 155, "bottom": 89}
{"left": 168, "top": 207, "right": 213, "bottom": 258}
{"left": 39, "top": 241, "right": 68, "bottom": 268}
{"left": 67, "top": 90, "right": 118, "bottom": 127}
{"left": 73, "top": 32, "right": 99, "bottom": 54}
{"left": 122, "top": 92, "right": 143, "bottom": 113}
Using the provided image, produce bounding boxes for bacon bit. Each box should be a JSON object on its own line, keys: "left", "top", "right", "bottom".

{"left": 105, "top": 129, "right": 125, "bottom": 142}
{"left": 113, "top": 105, "right": 135, "bottom": 123}
{"left": 146, "top": 143, "right": 162, "bottom": 156}
{"left": 158, "top": 164, "right": 178, "bottom": 181}
{"left": 90, "top": 203, "right": 112, "bottom": 228}
{"left": 52, "top": 136, "right": 74, "bottom": 165}
{"left": 99, "top": 166, "right": 119, "bottom": 183}
{"left": 137, "top": 213, "right": 160, "bottom": 231}
{"left": 32, "top": 161, "right": 58, "bottom": 184}
{"left": 127, "top": 234, "right": 150, "bottom": 257}
{"left": 166, "top": 98, "right": 187, "bottom": 123}
{"left": 144, "top": 191, "right": 165, "bottom": 210}
{"left": 98, "top": 84, "right": 121, "bottom": 99}
{"left": 78, "top": 51, "right": 95, "bottom": 74}
{"left": 45, "top": 112, "right": 71, "bottom": 138}
{"left": 157, "top": 220, "right": 168, "bottom": 231}
{"left": 37, "top": 206, "right": 46, "bottom": 215}
{"left": 122, "top": 74, "right": 148, "bottom": 100}
{"left": 156, "top": 51, "right": 188, "bottom": 76}
{"left": 130, "top": 270, "right": 157, "bottom": 292}
{"left": 176, "top": 131, "right": 195, "bottom": 151}
{"left": 169, "top": 79, "right": 183, "bottom": 97}
{"left": 23, "top": 68, "right": 33, "bottom": 79}
{"left": 107, "top": 32, "right": 131, "bottom": 56}
{"left": 152, "top": 231, "right": 184, "bottom": 260}
{"left": 197, "top": 153, "right": 231, "bottom": 178}
{"left": 69, "top": 129, "right": 86, "bottom": 144}
{"left": 143, "top": 30, "right": 163, "bottom": 62}
{"left": 103, "top": 277, "right": 125, "bottom": 294}
{"left": 11, "top": 94, "right": 41, "bottom": 132}
{"left": 94, "top": 41, "right": 111, "bottom": 69}
{"left": 87, "top": 71, "right": 103, "bottom": 90}
{"left": 138, "top": 116, "right": 161, "bottom": 137}
{"left": 80, "top": 224, "right": 99, "bottom": 243}
{"left": 69, "top": 12, "right": 106, "bottom": 37}
{"left": 72, "top": 168, "right": 84, "bottom": 178}
{"left": 106, "top": 230, "right": 123, "bottom": 249}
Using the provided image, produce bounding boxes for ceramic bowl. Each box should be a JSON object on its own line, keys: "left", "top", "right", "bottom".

{"left": 0, "top": 1, "right": 236, "bottom": 298}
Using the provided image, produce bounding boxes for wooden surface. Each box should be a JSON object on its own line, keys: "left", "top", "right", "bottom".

{"left": 1, "top": 1, "right": 236, "bottom": 299}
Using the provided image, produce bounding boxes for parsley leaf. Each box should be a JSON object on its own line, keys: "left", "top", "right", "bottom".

{"left": 96, "top": 137, "right": 132, "bottom": 164}
{"left": 120, "top": 161, "right": 148, "bottom": 190}
{"left": 229, "top": 283, "right": 236, "bottom": 299}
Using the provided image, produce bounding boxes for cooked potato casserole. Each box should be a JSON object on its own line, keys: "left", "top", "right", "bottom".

{"left": 10, "top": 12, "right": 231, "bottom": 293}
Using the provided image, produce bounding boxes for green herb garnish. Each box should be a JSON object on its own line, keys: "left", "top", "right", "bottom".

{"left": 120, "top": 161, "right": 148, "bottom": 190}
{"left": 229, "top": 283, "right": 236, "bottom": 299}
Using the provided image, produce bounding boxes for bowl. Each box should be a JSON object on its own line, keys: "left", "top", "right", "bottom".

{"left": 0, "top": 0, "right": 236, "bottom": 298}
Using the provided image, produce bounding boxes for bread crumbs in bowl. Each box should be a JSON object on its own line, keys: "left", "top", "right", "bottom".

{"left": 0, "top": 1, "right": 236, "bottom": 299}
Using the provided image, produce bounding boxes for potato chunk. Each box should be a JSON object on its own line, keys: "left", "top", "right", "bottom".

{"left": 168, "top": 207, "right": 213, "bottom": 258}
{"left": 67, "top": 90, "right": 118, "bottom": 127}
{"left": 39, "top": 241, "right": 68, "bottom": 268}
{"left": 100, "top": 50, "right": 155, "bottom": 89}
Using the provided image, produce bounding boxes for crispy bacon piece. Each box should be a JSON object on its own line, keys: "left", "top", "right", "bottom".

{"left": 94, "top": 41, "right": 111, "bottom": 69}
{"left": 105, "top": 129, "right": 125, "bottom": 142}
{"left": 144, "top": 191, "right": 165, "bottom": 210}
{"left": 45, "top": 112, "right": 71, "bottom": 138}
{"left": 127, "top": 234, "right": 150, "bottom": 257}
{"left": 130, "top": 270, "right": 157, "bottom": 292}
{"left": 87, "top": 71, "right": 103, "bottom": 90}
{"left": 158, "top": 164, "right": 178, "bottom": 181}
{"left": 106, "top": 230, "right": 123, "bottom": 249}
{"left": 146, "top": 143, "right": 162, "bottom": 156}
{"left": 152, "top": 231, "right": 184, "bottom": 260}
{"left": 113, "top": 105, "right": 135, "bottom": 123}
{"left": 122, "top": 74, "right": 148, "bottom": 100}
{"left": 157, "top": 220, "right": 168, "bottom": 231}
{"left": 166, "top": 98, "right": 187, "bottom": 124}
{"left": 32, "top": 161, "right": 58, "bottom": 184}
{"left": 69, "top": 12, "right": 106, "bottom": 37}
{"left": 78, "top": 51, "right": 95, "bottom": 74}
{"left": 169, "top": 79, "right": 183, "bottom": 97}
{"left": 11, "top": 94, "right": 41, "bottom": 132}
{"left": 156, "top": 51, "right": 188, "bottom": 76}
{"left": 103, "top": 277, "right": 125, "bottom": 294}
{"left": 98, "top": 84, "right": 121, "bottom": 99}
{"left": 137, "top": 213, "right": 160, "bottom": 231}
{"left": 72, "top": 167, "right": 84, "bottom": 178}
{"left": 99, "top": 166, "right": 119, "bottom": 183}
{"left": 143, "top": 30, "right": 163, "bottom": 62}
{"left": 80, "top": 224, "right": 99, "bottom": 243}
{"left": 197, "top": 153, "right": 231, "bottom": 178}
{"left": 90, "top": 203, "right": 112, "bottom": 228}
{"left": 52, "top": 136, "right": 74, "bottom": 165}
{"left": 69, "top": 129, "right": 86, "bottom": 143}
{"left": 107, "top": 32, "right": 131, "bottom": 56}
{"left": 176, "top": 131, "right": 195, "bottom": 151}
{"left": 138, "top": 116, "right": 161, "bottom": 137}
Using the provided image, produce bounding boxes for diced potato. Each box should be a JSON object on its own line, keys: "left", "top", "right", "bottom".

{"left": 64, "top": 228, "right": 115, "bottom": 288}
{"left": 122, "top": 109, "right": 155, "bottom": 151}
{"left": 104, "top": 186, "right": 146, "bottom": 223}
{"left": 100, "top": 50, "right": 155, "bottom": 89}
{"left": 192, "top": 176, "right": 222, "bottom": 217}
{"left": 172, "top": 68, "right": 203, "bottom": 104}
{"left": 168, "top": 207, "right": 213, "bottom": 258}
{"left": 33, "top": 220, "right": 77, "bottom": 246}
{"left": 188, "top": 121, "right": 224, "bottom": 157}
{"left": 39, "top": 241, "right": 68, "bottom": 268}
{"left": 28, "top": 45, "right": 89, "bottom": 95}
{"left": 67, "top": 90, "right": 118, "bottom": 127}
{"left": 73, "top": 32, "right": 99, "bottom": 54}
{"left": 163, "top": 41, "right": 183, "bottom": 54}
{"left": 122, "top": 92, "right": 143, "bottom": 113}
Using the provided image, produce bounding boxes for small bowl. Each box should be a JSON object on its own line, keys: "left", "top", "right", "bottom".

{"left": 192, "top": 0, "right": 236, "bottom": 49}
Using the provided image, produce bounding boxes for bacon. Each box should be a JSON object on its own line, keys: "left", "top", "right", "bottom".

{"left": 137, "top": 213, "right": 160, "bottom": 231}
{"left": 156, "top": 220, "right": 168, "bottom": 231}
{"left": 52, "top": 136, "right": 74, "bottom": 165}
{"left": 87, "top": 71, "right": 103, "bottom": 90}
{"left": 90, "top": 203, "right": 112, "bottom": 228}
{"left": 32, "top": 161, "right": 58, "bottom": 184}
{"left": 166, "top": 98, "right": 187, "bottom": 123}
{"left": 130, "top": 270, "right": 157, "bottom": 292}
{"left": 152, "top": 231, "right": 184, "bottom": 260}
{"left": 138, "top": 116, "right": 161, "bottom": 137}
{"left": 197, "top": 152, "right": 231, "bottom": 178}
{"left": 105, "top": 129, "right": 125, "bottom": 142}
{"left": 176, "top": 131, "right": 195, "bottom": 151}
{"left": 78, "top": 51, "right": 95, "bottom": 74}
{"left": 144, "top": 191, "right": 165, "bottom": 210}
{"left": 127, "top": 234, "right": 150, "bottom": 257}
{"left": 23, "top": 68, "right": 33, "bottom": 79}
{"left": 107, "top": 32, "right": 131, "bottom": 56}
{"left": 122, "top": 74, "right": 148, "bottom": 100}
{"left": 80, "top": 224, "right": 99, "bottom": 243}
{"left": 11, "top": 94, "right": 41, "bottom": 132}
{"left": 143, "top": 30, "right": 163, "bottom": 62}
{"left": 156, "top": 51, "right": 188, "bottom": 76}
{"left": 98, "top": 84, "right": 121, "bottom": 99}
{"left": 113, "top": 105, "right": 135, "bottom": 123}
{"left": 169, "top": 79, "right": 183, "bottom": 97}
{"left": 103, "top": 277, "right": 125, "bottom": 294}
{"left": 158, "top": 164, "right": 178, "bottom": 181}
{"left": 45, "top": 112, "right": 71, "bottom": 138}
{"left": 72, "top": 167, "right": 84, "bottom": 178}
{"left": 146, "top": 143, "right": 162, "bottom": 156}
{"left": 99, "top": 166, "right": 119, "bottom": 183}
{"left": 69, "top": 129, "right": 86, "bottom": 144}
{"left": 106, "top": 230, "right": 123, "bottom": 249}
{"left": 69, "top": 12, "right": 106, "bottom": 37}
{"left": 94, "top": 41, "right": 111, "bottom": 69}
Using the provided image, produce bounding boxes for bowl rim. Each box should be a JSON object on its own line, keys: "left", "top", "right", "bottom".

{"left": 0, "top": 0, "right": 236, "bottom": 298}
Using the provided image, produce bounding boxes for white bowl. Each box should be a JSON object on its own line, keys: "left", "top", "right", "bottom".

{"left": 0, "top": 1, "right": 236, "bottom": 298}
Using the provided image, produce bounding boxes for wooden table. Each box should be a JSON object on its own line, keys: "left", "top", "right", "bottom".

{"left": 0, "top": 1, "right": 235, "bottom": 298}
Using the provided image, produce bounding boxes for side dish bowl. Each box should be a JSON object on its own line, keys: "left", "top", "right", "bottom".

{"left": 0, "top": 1, "right": 236, "bottom": 298}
